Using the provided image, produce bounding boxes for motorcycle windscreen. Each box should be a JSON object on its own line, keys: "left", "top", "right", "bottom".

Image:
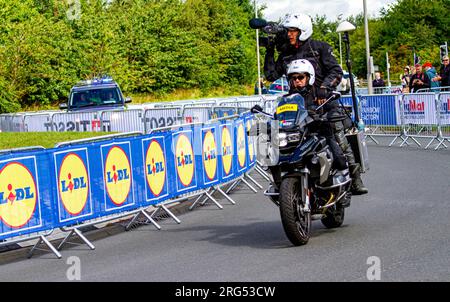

{"left": 275, "top": 94, "right": 308, "bottom": 128}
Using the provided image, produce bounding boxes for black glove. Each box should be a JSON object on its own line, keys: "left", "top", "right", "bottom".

{"left": 251, "top": 104, "right": 263, "bottom": 114}
{"left": 317, "top": 87, "right": 331, "bottom": 100}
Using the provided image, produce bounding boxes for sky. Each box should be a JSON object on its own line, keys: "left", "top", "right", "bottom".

{"left": 255, "top": 0, "right": 399, "bottom": 22}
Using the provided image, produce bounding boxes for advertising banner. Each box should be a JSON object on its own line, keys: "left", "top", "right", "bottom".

{"left": 0, "top": 153, "right": 52, "bottom": 240}
{"left": 245, "top": 114, "right": 257, "bottom": 168}
{"left": 100, "top": 142, "right": 136, "bottom": 212}
{"left": 399, "top": 93, "right": 437, "bottom": 125}
{"left": 141, "top": 135, "right": 170, "bottom": 204}
{"left": 439, "top": 93, "right": 450, "bottom": 125}
{"left": 172, "top": 130, "right": 197, "bottom": 194}
{"left": 53, "top": 148, "right": 93, "bottom": 224}
{"left": 201, "top": 126, "right": 220, "bottom": 187}
{"left": 235, "top": 118, "right": 247, "bottom": 174}
{"left": 219, "top": 121, "right": 234, "bottom": 181}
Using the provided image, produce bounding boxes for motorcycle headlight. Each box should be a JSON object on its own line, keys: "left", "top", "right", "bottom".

{"left": 277, "top": 132, "right": 288, "bottom": 147}
{"left": 278, "top": 132, "right": 300, "bottom": 147}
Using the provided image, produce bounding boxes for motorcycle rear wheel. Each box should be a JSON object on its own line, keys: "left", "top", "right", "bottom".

{"left": 279, "top": 178, "right": 311, "bottom": 246}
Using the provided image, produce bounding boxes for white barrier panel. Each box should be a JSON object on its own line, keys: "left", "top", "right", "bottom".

{"left": 23, "top": 113, "right": 53, "bottom": 132}
{"left": 182, "top": 107, "right": 211, "bottom": 123}
{"left": 398, "top": 93, "right": 437, "bottom": 125}
{"left": 100, "top": 109, "right": 145, "bottom": 133}
{"left": 0, "top": 114, "right": 25, "bottom": 132}
{"left": 50, "top": 111, "right": 103, "bottom": 132}
{"left": 144, "top": 108, "right": 180, "bottom": 133}
{"left": 439, "top": 93, "right": 450, "bottom": 125}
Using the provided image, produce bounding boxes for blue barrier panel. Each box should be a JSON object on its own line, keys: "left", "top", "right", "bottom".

{"left": 0, "top": 151, "right": 54, "bottom": 240}
{"left": 200, "top": 124, "right": 220, "bottom": 187}
{"left": 218, "top": 120, "right": 235, "bottom": 182}
{"left": 234, "top": 117, "right": 247, "bottom": 175}
{"left": 340, "top": 95, "right": 398, "bottom": 126}
{"left": 172, "top": 128, "right": 198, "bottom": 194}
{"left": 0, "top": 113, "right": 255, "bottom": 242}
{"left": 245, "top": 114, "right": 257, "bottom": 168}
{"left": 53, "top": 147, "right": 94, "bottom": 225}
{"left": 99, "top": 140, "right": 137, "bottom": 213}
{"left": 141, "top": 133, "right": 170, "bottom": 205}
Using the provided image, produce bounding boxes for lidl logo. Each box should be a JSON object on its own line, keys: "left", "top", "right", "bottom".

{"left": 104, "top": 146, "right": 132, "bottom": 205}
{"left": 175, "top": 134, "right": 195, "bottom": 187}
{"left": 203, "top": 130, "right": 217, "bottom": 181}
{"left": 221, "top": 126, "right": 233, "bottom": 176}
{"left": 0, "top": 162, "right": 37, "bottom": 228}
{"left": 58, "top": 153, "right": 89, "bottom": 215}
{"left": 237, "top": 123, "right": 246, "bottom": 168}
{"left": 145, "top": 140, "right": 166, "bottom": 196}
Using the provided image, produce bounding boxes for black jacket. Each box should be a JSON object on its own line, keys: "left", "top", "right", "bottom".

{"left": 264, "top": 38, "right": 343, "bottom": 91}
{"left": 439, "top": 65, "right": 450, "bottom": 88}
{"left": 409, "top": 72, "right": 430, "bottom": 92}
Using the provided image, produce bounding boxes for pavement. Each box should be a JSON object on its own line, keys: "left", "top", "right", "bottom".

{"left": 1, "top": 145, "right": 450, "bottom": 282}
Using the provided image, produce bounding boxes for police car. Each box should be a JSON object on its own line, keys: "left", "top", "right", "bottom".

{"left": 59, "top": 77, "right": 131, "bottom": 111}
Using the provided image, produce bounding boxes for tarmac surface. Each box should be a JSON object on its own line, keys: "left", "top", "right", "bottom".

{"left": 1, "top": 145, "right": 450, "bottom": 282}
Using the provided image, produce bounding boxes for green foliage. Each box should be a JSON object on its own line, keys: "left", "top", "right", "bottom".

{"left": 1, "top": 0, "right": 448, "bottom": 113}
{"left": 0, "top": 0, "right": 257, "bottom": 113}
{"left": 340, "top": 0, "right": 450, "bottom": 79}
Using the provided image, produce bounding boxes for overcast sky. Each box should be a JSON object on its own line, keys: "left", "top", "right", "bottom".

{"left": 255, "top": 0, "right": 399, "bottom": 21}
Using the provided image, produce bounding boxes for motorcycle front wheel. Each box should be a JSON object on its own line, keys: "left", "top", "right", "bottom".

{"left": 279, "top": 177, "right": 311, "bottom": 246}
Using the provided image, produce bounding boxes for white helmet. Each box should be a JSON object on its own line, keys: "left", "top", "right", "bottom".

{"left": 282, "top": 13, "right": 313, "bottom": 41}
{"left": 287, "top": 59, "right": 315, "bottom": 85}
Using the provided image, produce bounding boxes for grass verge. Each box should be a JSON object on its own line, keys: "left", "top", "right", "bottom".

{"left": 0, "top": 132, "right": 116, "bottom": 149}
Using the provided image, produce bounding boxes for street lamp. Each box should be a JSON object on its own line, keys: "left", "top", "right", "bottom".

{"left": 336, "top": 20, "right": 362, "bottom": 126}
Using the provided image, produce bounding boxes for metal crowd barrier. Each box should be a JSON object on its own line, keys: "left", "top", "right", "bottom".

{"left": 0, "top": 95, "right": 269, "bottom": 133}
{"left": 0, "top": 111, "right": 266, "bottom": 259}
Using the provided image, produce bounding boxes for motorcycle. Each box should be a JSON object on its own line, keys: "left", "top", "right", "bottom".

{"left": 251, "top": 92, "right": 352, "bottom": 246}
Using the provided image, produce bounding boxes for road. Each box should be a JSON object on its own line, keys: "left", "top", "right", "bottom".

{"left": 1, "top": 145, "right": 450, "bottom": 282}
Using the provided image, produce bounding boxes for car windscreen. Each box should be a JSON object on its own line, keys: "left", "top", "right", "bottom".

{"left": 71, "top": 88, "right": 121, "bottom": 108}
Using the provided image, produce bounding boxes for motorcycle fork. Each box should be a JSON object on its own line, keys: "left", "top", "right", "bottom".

{"left": 300, "top": 168, "right": 311, "bottom": 213}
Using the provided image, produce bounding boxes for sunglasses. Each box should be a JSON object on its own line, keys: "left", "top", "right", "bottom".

{"left": 291, "top": 74, "right": 307, "bottom": 81}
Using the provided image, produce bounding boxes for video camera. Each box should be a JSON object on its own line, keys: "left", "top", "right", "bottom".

{"left": 249, "top": 18, "right": 289, "bottom": 52}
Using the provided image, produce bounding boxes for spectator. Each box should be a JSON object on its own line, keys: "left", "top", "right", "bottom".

{"left": 400, "top": 66, "right": 412, "bottom": 93}
{"left": 423, "top": 62, "right": 440, "bottom": 91}
{"left": 372, "top": 72, "right": 385, "bottom": 94}
{"left": 433, "top": 55, "right": 450, "bottom": 91}
{"left": 409, "top": 63, "right": 430, "bottom": 93}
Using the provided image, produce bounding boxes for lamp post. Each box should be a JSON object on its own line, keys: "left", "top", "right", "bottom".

{"left": 363, "top": 0, "right": 373, "bottom": 94}
{"left": 337, "top": 14, "right": 343, "bottom": 68}
{"left": 254, "top": 0, "right": 262, "bottom": 95}
{"left": 336, "top": 21, "right": 362, "bottom": 126}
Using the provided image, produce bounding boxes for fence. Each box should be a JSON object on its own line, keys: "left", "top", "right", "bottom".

{"left": 0, "top": 112, "right": 265, "bottom": 259}
{"left": 0, "top": 95, "right": 272, "bottom": 134}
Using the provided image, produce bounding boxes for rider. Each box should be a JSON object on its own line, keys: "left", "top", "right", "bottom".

{"left": 264, "top": 13, "right": 368, "bottom": 195}
{"left": 268, "top": 59, "right": 349, "bottom": 198}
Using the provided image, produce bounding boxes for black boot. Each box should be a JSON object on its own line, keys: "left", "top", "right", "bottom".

{"left": 350, "top": 164, "right": 368, "bottom": 195}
